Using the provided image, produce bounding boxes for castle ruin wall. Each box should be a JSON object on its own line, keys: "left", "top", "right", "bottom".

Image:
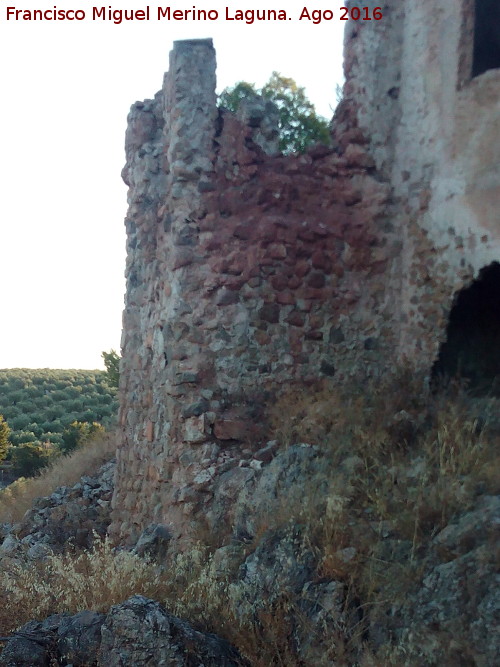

{"left": 343, "top": 0, "right": 500, "bottom": 365}
{"left": 111, "top": 2, "right": 500, "bottom": 544}
{"left": 110, "top": 39, "right": 396, "bottom": 544}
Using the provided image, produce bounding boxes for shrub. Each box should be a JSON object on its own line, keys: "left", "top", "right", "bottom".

{"left": 1, "top": 373, "right": 498, "bottom": 664}
{"left": 8, "top": 430, "right": 38, "bottom": 446}
{"left": 60, "top": 421, "right": 105, "bottom": 454}
{"left": 101, "top": 349, "right": 120, "bottom": 389}
{"left": 0, "top": 369, "right": 117, "bottom": 448}
{"left": 10, "top": 443, "right": 52, "bottom": 477}
{"left": 0, "top": 415, "right": 10, "bottom": 462}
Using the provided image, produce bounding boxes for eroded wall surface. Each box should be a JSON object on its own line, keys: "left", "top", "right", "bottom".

{"left": 110, "top": 39, "right": 395, "bottom": 544}
{"left": 343, "top": 0, "right": 500, "bottom": 363}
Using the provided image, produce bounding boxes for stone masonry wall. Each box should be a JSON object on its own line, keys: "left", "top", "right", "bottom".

{"left": 110, "top": 39, "right": 396, "bottom": 545}
{"left": 342, "top": 0, "right": 500, "bottom": 365}
{"left": 111, "top": 3, "right": 500, "bottom": 544}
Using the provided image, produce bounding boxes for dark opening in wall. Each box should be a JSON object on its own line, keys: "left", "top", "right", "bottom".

{"left": 472, "top": 0, "right": 500, "bottom": 77}
{"left": 432, "top": 262, "right": 500, "bottom": 394}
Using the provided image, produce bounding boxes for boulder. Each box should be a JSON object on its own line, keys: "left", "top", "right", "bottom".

{"left": 0, "top": 596, "right": 247, "bottom": 667}
{"left": 99, "top": 595, "right": 246, "bottom": 666}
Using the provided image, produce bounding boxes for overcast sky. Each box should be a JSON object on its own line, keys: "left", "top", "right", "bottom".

{"left": 0, "top": 1, "right": 345, "bottom": 369}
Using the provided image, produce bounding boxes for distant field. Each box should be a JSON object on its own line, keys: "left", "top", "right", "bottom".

{"left": 0, "top": 369, "right": 118, "bottom": 449}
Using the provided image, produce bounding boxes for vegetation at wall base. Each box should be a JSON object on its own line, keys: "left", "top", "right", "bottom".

{"left": 0, "top": 372, "right": 497, "bottom": 664}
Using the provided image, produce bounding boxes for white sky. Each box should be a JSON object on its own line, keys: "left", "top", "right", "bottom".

{"left": 0, "top": 1, "right": 345, "bottom": 369}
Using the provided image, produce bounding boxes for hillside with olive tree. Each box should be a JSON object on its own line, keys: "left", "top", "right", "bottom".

{"left": 0, "top": 366, "right": 118, "bottom": 477}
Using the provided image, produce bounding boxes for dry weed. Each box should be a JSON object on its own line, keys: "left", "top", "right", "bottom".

{"left": 0, "top": 433, "right": 116, "bottom": 523}
{"left": 267, "top": 373, "right": 499, "bottom": 661}
{"left": 0, "top": 534, "right": 165, "bottom": 635}
{"left": 1, "top": 372, "right": 498, "bottom": 664}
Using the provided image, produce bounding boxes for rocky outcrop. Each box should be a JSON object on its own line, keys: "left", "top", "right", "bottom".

{"left": 0, "top": 596, "right": 247, "bottom": 666}
{"left": 206, "top": 488, "right": 500, "bottom": 665}
{"left": 0, "top": 434, "right": 497, "bottom": 664}
{"left": 375, "top": 495, "right": 500, "bottom": 665}
{"left": 0, "top": 460, "right": 115, "bottom": 561}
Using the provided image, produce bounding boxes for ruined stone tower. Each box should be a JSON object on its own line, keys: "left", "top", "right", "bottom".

{"left": 110, "top": 0, "right": 500, "bottom": 544}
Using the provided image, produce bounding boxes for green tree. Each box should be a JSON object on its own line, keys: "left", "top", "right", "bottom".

{"left": 10, "top": 443, "right": 51, "bottom": 477}
{"left": 101, "top": 349, "right": 120, "bottom": 389}
{"left": 218, "top": 81, "right": 257, "bottom": 112}
{"left": 9, "top": 430, "right": 38, "bottom": 446}
{"left": 219, "top": 72, "right": 330, "bottom": 154}
{"left": 0, "top": 415, "right": 10, "bottom": 462}
{"left": 60, "top": 421, "right": 105, "bottom": 454}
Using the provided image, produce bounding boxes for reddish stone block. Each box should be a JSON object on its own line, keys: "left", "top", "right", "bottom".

{"left": 296, "top": 244, "right": 313, "bottom": 258}
{"left": 296, "top": 299, "right": 313, "bottom": 312}
{"left": 271, "top": 275, "right": 288, "bottom": 291}
{"left": 288, "top": 329, "right": 303, "bottom": 355}
{"left": 223, "top": 277, "right": 246, "bottom": 291}
{"left": 307, "top": 272, "right": 326, "bottom": 288}
{"left": 309, "top": 222, "right": 330, "bottom": 237}
{"left": 145, "top": 421, "right": 154, "bottom": 442}
{"left": 259, "top": 303, "right": 280, "bottom": 323}
{"left": 268, "top": 243, "right": 287, "bottom": 259}
{"left": 256, "top": 223, "right": 277, "bottom": 243}
{"left": 254, "top": 441, "right": 280, "bottom": 462}
{"left": 215, "top": 288, "right": 240, "bottom": 306}
{"left": 312, "top": 251, "right": 333, "bottom": 273}
{"left": 214, "top": 419, "right": 248, "bottom": 441}
{"left": 304, "top": 287, "right": 326, "bottom": 300}
{"left": 276, "top": 227, "right": 299, "bottom": 244}
{"left": 233, "top": 223, "right": 253, "bottom": 240}
{"left": 172, "top": 249, "right": 195, "bottom": 270}
{"left": 220, "top": 252, "right": 247, "bottom": 276}
{"left": 308, "top": 144, "right": 334, "bottom": 160}
{"left": 276, "top": 291, "right": 295, "bottom": 306}
{"left": 254, "top": 330, "right": 271, "bottom": 346}
{"left": 331, "top": 264, "right": 345, "bottom": 278}
{"left": 305, "top": 331, "right": 323, "bottom": 340}
{"left": 295, "top": 260, "right": 311, "bottom": 278}
{"left": 286, "top": 311, "right": 306, "bottom": 327}
{"left": 309, "top": 314, "right": 325, "bottom": 329}
{"left": 298, "top": 228, "right": 316, "bottom": 242}
{"left": 288, "top": 276, "right": 302, "bottom": 290}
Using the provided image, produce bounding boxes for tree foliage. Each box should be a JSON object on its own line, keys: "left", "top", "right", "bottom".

{"left": 0, "top": 415, "right": 10, "bottom": 463}
{"left": 219, "top": 72, "right": 330, "bottom": 154}
{"left": 218, "top": 81, "right": 257, "bottom": 113}
{"left": 101, "top": 350, "right": 120, "bottom": 389}
{"left": 60, "top": 421, "right": 105, "bottom": 454}
{"left": 10, "top": 443, "right": 51, "bottom": 477}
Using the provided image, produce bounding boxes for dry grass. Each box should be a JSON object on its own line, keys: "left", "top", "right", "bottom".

{"left": 131, "top": 374, "right": 496, "bottom": 664}
{"left": 0, "top": 537, "right": 305, "bottom": 666}
{"left": 0, "top": 433, "right": 116, "bottom": 523}
{"left": 0, "top": 373, "right": 498, "bottom": 664}
{"left": 264, "top": 373, "right": 500, "bottom": 660}
{"left": 165, "top": 547, "right": 315, "bottom": 667}
{"left": 0, "top": 535, "right": 166, "bottom": 635}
